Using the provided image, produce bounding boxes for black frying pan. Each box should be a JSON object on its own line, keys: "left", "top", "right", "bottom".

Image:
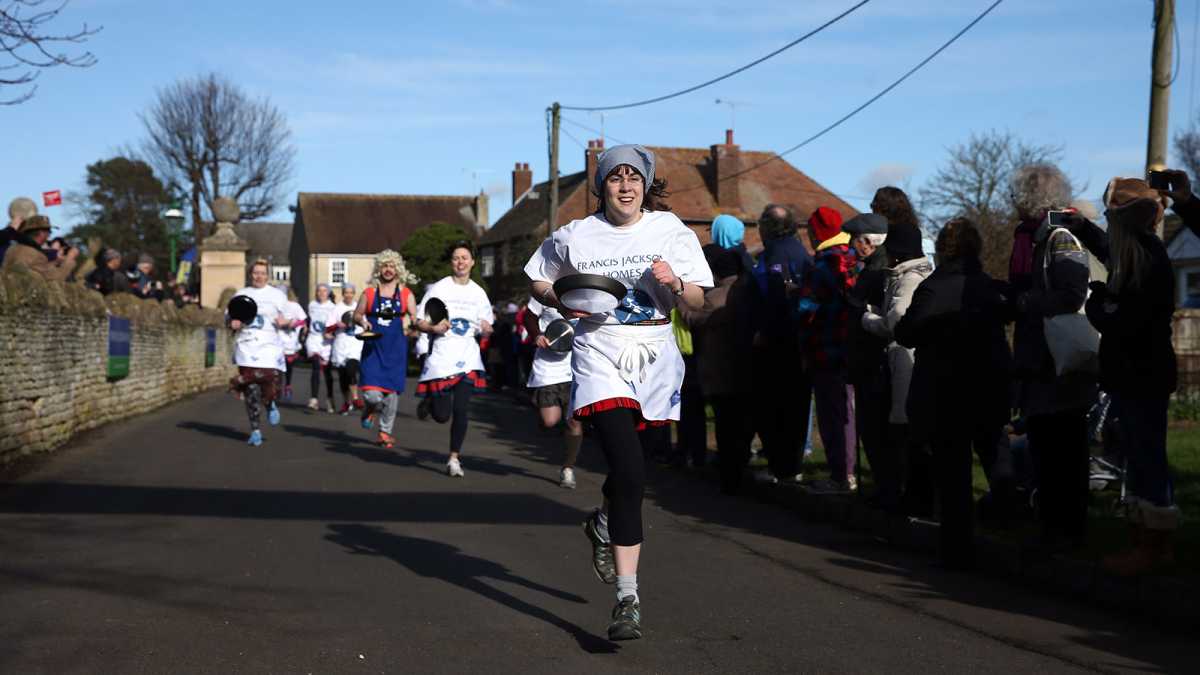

{"left": 228, "top": 294, "right": 258, "bottom": 323}
{"left": 553, "top": 274, "right": 626, "bottom": 315}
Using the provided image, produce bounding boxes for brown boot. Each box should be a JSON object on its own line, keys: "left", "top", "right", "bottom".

{"left": 1102, "top": 526, "right": 1175, "bottom": 576}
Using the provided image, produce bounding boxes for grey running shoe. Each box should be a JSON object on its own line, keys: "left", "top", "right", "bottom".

{"left": 608, "top": 596, "right": 642, "bottom": 641}
{"left": 559, "top": 467, "right": 577, "bottom": 489}
{"left": 582, "top": 509, "right": 616, "bottom": 584}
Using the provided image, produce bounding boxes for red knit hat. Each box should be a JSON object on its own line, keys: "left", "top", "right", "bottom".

{"left": 807, "top": 206, "right": 843, "bottom": 243}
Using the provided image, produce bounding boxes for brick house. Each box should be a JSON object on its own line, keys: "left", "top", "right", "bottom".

{"left": 478, "top": 131, "right": 858, "bottom": 299}
{"left": 289, "top": 191, "right": 488, "bottom": 305}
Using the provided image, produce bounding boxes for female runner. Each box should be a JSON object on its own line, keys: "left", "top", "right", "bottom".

{"left": 414, "top": 240, "right": 494, "bottom": 477}
{"left": 525, "top": 144, "right": 711, "bottom": 640}
{"left": 522, "top": 296, "right": 583, "bottom": 489}
{"left": 305, "top": 283, "right": 338, "bottom": 412}
{"left": 278, "top": 285, "right": 307, "bottom": 401}
{"left": 227, "top": 259, "right": 291, "bottom": 446}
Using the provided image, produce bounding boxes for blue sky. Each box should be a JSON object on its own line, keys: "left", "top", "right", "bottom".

{"left": 3, "top": 0, "right": 1194, "bottom": 233}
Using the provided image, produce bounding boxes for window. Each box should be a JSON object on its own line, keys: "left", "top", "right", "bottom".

{"left": 272, "top": 265, "right": 291, "bottom": 282}
{"left": 329, "top": 258, "right": 347, "bottom": 285}
{"left": 480, "top": 247, "right": 496, "bottom": 277}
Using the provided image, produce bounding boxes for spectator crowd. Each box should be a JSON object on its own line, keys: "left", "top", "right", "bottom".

{"left": 0, "top": 196, "right": 198, "bottom": 306}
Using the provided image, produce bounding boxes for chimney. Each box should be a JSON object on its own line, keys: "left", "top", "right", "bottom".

{"left": 585, "top": 138, "right": 605, "bottom": 214}
{"left": 474, "top": 191, "right": 489, "bottom": 232}
{"left": 711, "top": 128, "right": 741, "bottom": 209}
{"left": 512, "top": 162, "right": 532, "bottom": 204}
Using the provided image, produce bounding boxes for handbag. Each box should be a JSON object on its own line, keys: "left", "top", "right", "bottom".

{"left": 1042, "top": 228, "right": 1100, "bottom": 376}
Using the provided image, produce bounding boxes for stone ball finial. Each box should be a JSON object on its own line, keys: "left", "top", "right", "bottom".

{"left": 212, "top": 197, "right": 240, "bottom": 224}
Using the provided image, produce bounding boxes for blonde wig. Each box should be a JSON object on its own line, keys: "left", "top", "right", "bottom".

{"left": 372, "top": 249, "right": 418, "bottom": 286}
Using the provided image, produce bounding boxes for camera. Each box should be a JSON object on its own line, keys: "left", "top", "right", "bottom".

{"left": 1148, "top": 170, "right": 1171, "bottom": 191}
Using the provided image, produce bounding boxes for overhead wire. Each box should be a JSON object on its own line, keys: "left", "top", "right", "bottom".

{"left": 671, "top": 0, "right": 1006, "bottom": 194}
{"left": 559, "top": 0, "right": 872, "bottom": 112}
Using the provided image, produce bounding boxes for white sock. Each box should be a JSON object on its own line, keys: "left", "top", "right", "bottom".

{"left": 616, "top": 574, "right": 638, "bottom": 603}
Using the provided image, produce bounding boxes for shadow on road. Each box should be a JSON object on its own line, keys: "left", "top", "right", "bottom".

{"left": 0, "top": 483, "right": 586, "bottom": 525}
{"left": 325, "top": 523, "right": 616, "bottom": 654}
{"left": 285, "top": 422, "right": 561, "bottom": 487}
{"left": 176, "top": 421, "right": 248, "bottom": 441}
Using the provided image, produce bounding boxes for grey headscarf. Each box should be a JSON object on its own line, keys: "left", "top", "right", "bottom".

{"left": 594, "top": 144, "right": 655, "bottom": 195}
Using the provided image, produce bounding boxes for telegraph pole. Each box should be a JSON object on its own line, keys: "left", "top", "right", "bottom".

{"left": 547, "top": 102, "right": 561, "bottom": 239}
{"left": 1147, "top": 0, "right": 1175, "bottom": 175}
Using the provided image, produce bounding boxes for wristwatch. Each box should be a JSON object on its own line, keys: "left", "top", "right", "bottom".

{"left": 671, "top": 279, "right": 685, "bottom": 296}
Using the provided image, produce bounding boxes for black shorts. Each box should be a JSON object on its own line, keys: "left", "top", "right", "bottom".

{"left": 531, "top": 381, "right": 571, "bottom": 411}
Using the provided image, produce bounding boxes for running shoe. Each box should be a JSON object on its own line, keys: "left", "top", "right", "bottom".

{"left": 247, "top": 430, "right": 263, "bottom": 447}
{"left": 339, "top": 402, "right": 351, "bottom": 416}
{"left": 417, "top": 397, "right": 432, "bottom": 421}
{"left": 307, "top": 397, "right": 319, "bottom": 411}
{"left": 267, "top": 403, "right": 281, "bottom": 426}
{"left": 582, "top": 509, "right": 617, "bottom": 584}
{"left": 282, "top": 385, "right": 293, "bottom": 402}
{"left": 753, "top": 469, "right": 779, "bottom": 485}
{"left": 361, "top": 413, "right": 375, "bottom": 430}
{"left": 559, "top": 467, "right": 577, "bottom": 490}
{"left": 608, "top": 596, "right": 643, "bottom": 641}
{"left": 353, "top": 398, "right": 365, "bottom": 410}
{"left": 378, "top": 431, "right": 394, "bottom": 449}
{"left": 447, "top": 457, "right": 465, "bottom": 478}
{"left": 846, "top": 475, "right": 859, "bottom": 493}
{"left": 326, "top": 402, "right": 336, "bottom": 414}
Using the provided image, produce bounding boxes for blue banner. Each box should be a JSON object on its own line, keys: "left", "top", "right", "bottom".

{"left": 107, "top": 316, "right": 131, "bottom": 380}
{"left": 205, "top": 328, "right": 216, "bottom": 368}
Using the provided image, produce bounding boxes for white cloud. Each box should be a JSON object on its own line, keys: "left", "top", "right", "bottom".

{"left": 858, "top": 163, "right": 916, "bottom": 193}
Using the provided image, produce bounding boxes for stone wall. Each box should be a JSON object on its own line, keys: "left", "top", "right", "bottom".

{"left": 0, "top": 266, "right": 235, "bottom": 465}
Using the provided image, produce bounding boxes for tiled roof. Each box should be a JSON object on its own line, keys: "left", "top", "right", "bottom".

{"left": 297, "top": 192, "right": 480, "bottom": 254}
{"left": 235, "top": 221, "right": 292, "bottom": 265}
{"left": 479, "top": 172, "right": 588, "bottom": 246}
{"left": 648, "top": 146, "right": 858, "bottom": 224}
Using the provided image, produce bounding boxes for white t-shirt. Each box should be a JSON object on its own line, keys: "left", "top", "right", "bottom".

{"left": 305, "top": 300, "right": 338, "bottom": 360}
{"left": 331, "top": 301, "right": 363, "bottom": 366}
{"left": 280, "top": 301, "right": 306, "bottom": 356}
{"left": 417, "top": 276, "right": 494, "bottom": 381}
{"left": 523, "top": 210, "right": 713, "bottom": 420}
{"left": 526, "top": 296, "right": 573, "bottom": 388}
{"left": 230, "top": 285, "right": 288, "bottom": 371}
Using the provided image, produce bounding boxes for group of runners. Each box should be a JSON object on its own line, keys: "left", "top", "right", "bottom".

{"left": 224, "top": 144, "right": 711, "bottom": 641}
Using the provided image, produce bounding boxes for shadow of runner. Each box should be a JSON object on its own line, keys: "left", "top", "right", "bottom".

{"left": 176, "top": 421, "right": 249, "bottom": 441}
{"left": 325, "top": 523, "right": 617, "bottom": 654}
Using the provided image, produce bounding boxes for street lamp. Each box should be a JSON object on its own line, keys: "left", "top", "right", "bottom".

{"left": 164, "top": 207, "right": 186, "bottom": 276}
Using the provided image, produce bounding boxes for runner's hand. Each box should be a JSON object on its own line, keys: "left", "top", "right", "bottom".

{"left": 431, "top": 319, "right": 451, "bottom": 335}
{"left": 274, "top": 316, "right": 290, "bottom": 329}
{"left": 535, "top": 335, "right": 551, "bottom": 349}
{"left": 229, "top": 319, "right": 243, "bottom": 330}
{"left": 651, "top": 259, "right": 678, "bottom": 289}
{"left": 480, "top": 320, "right": 494, "bottom": 336}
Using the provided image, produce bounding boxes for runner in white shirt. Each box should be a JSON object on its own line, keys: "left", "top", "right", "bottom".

{"left": 522, "top": 296, "right": 583, "bottom": 489}
{"left": 414, "top": 240, "right": 494, "bottom": 478}
{"left": 277, "top": 285, "right": 307, "bottom": 402}
{"left": 305, "top": 283, "right": 338, "bottom": 412}
{"left": 525, "top": 144, "right": 712, "bottom": 641}
{"left": 331, "top": 283, "right": 365, "bottom": 414}
{"left": 227, "top": 259, "right": 291, "bottom": 446}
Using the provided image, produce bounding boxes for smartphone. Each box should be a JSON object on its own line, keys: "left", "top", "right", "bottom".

{"left": 1046, "top": 209, "right": 1075, "bottom": 226}
{"left": 1148, "top": 170, "right": 1170, "bottom": 191}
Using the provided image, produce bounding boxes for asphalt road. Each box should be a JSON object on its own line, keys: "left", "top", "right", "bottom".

{"left": 0, "top": 388, "right": 1194, "bottom": 674}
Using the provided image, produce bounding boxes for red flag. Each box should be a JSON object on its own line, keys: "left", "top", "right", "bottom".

{"left": 42, "top": 190, "right": 62, "bottom": 207}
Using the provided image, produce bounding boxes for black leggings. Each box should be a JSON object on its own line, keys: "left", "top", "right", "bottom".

{"left": 591, "top": 408, "right": 647, "bottom": 547}
{"left": 338, "top": 360, "right": 360, "bottom": 399}
{"left": 285, "top": 358, "right": 296, "bottom": 386}
{"left": 431, "top": 379, "right": 473, "bottom": 453}
{"left": 309, "top": 355, "right": 333, "bottom": 401}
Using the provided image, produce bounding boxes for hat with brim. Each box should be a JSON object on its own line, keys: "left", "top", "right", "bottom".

{"left": 841, "top": 213, "right": 888, "bottom": 238}
{"left": 19, "top": 215, "right": 51, "bottom": 233}
{"left": 1104, "top": 177, "right": 1166, "bottom": 232}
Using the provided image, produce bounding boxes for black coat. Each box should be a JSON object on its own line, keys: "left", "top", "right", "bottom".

{"left": 894, "top": 257, "right": 1012, "bottom": 436}
{"left": 1085, "top": 231, "right": 1177, "bottom": 396}
{"left": 846, "top": 244, "right": 889, "bottom": 384}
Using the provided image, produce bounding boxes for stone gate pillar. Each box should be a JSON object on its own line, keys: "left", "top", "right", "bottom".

{"left": 198, "top": 197, "right": 249, "bottom": 309}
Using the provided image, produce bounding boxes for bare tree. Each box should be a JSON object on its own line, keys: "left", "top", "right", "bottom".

{"left": 1, "top": 0, "right": 99, "bottom": 104}
{"left": 1174, "top": 118, "right": 1200, "bottom": 183}
{"left": 140, "top": 73, "right": 296, "bottom": 232}
{"left": 919, "top": 130, "right": 1065, "bottom": 277}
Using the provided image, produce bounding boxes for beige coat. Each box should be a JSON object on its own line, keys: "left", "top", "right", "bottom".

{"left": 1, "top": 241, "right": 76, "bottom": 282}
{"left": 861, "top": 257, "right": 933, "bottom": 424}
